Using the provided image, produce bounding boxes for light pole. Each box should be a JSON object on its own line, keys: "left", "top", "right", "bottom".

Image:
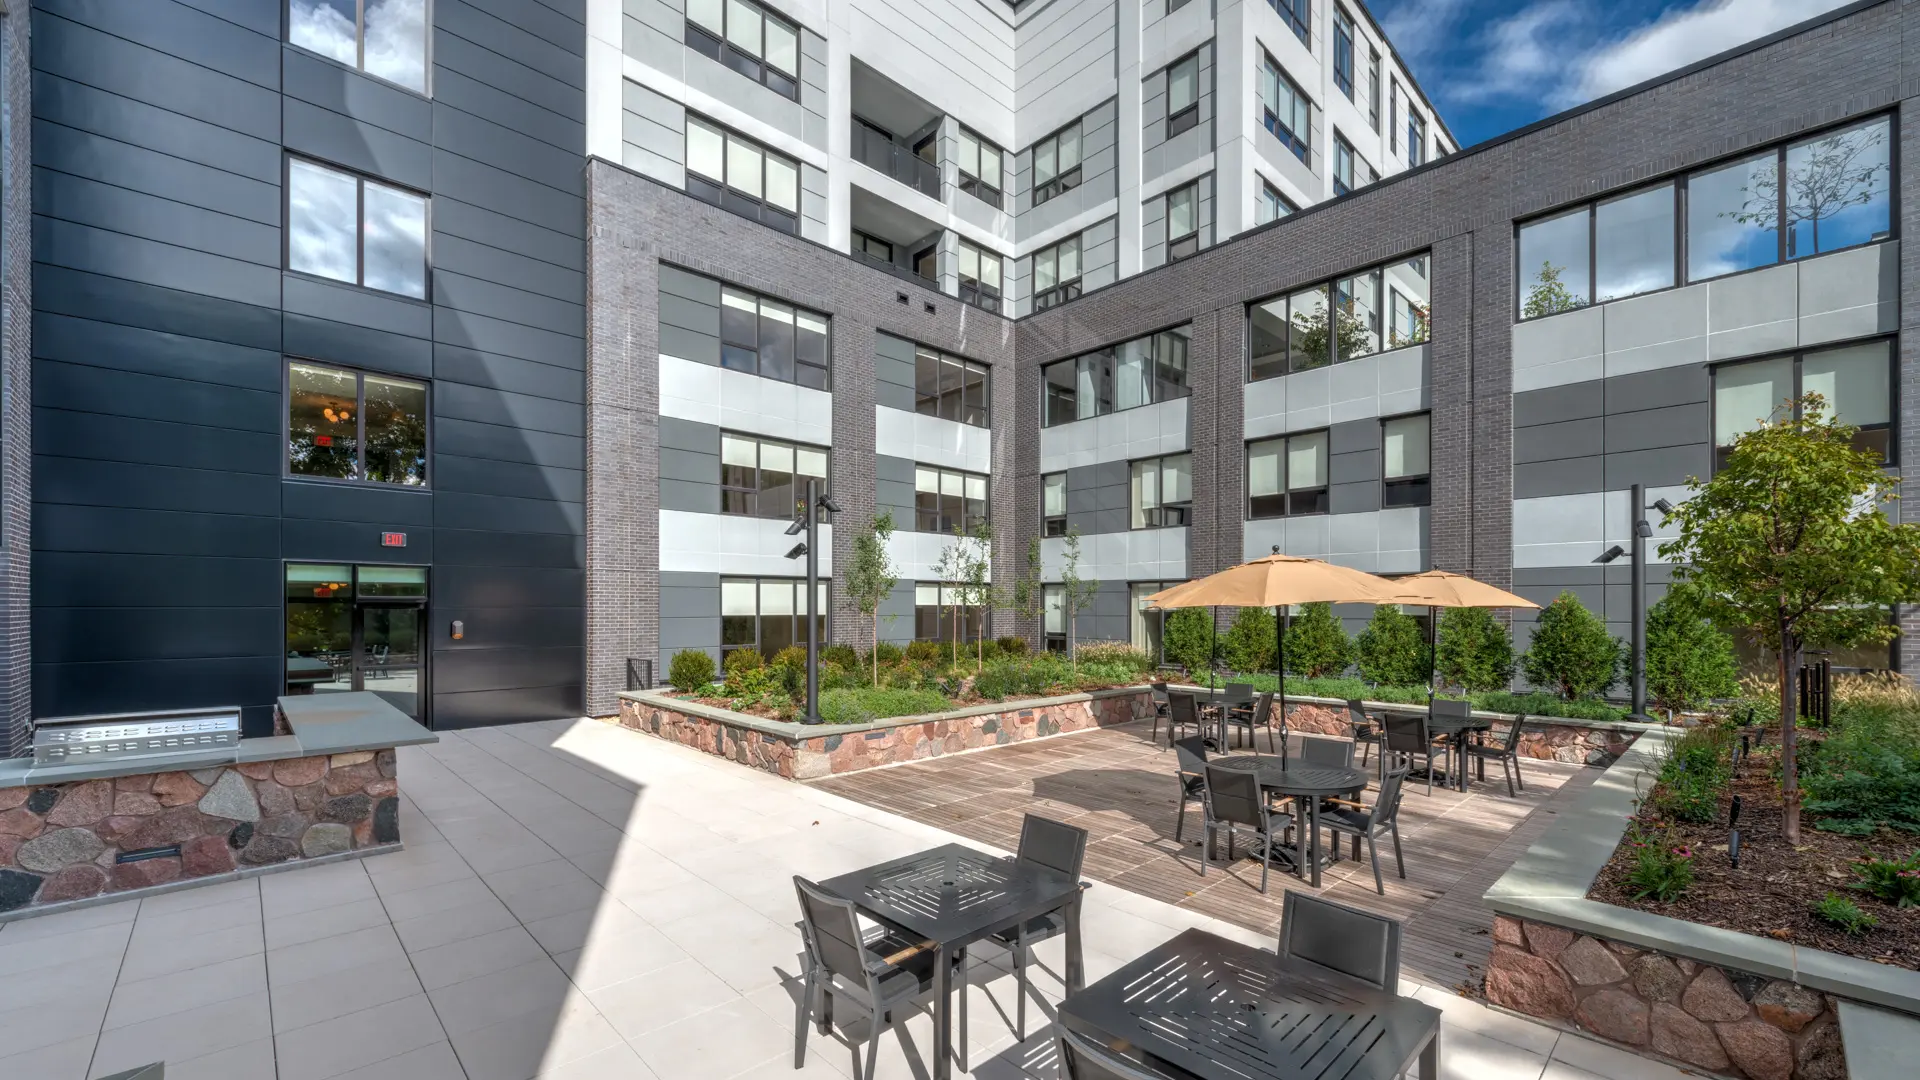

{"left": 1599, "top": 485, "right": 1674, "bottom": 722}
{"left": 784, "top": 479, "right": 840, "bottom": 725}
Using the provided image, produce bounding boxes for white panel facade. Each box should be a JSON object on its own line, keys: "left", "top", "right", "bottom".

{"left": 1243, "top": 344, "right": 1429, "bottom": 439}
{"left": 660, "top": 510, "right": 837, "bottom": 575}
{"left": 1041, "top": 527, "right": 1188, "bottom": 582}
{"left": 1243, "top": 509, "right": 1428, "bottom": 574}
{"left": 659, "top": 355, "right": 835, "bottom": 447}
{"left": 1038, "top": 398, "right": 1189, "bottom": 472}
{"left": 874, "top": 405, "right": 993, "bottom": 473}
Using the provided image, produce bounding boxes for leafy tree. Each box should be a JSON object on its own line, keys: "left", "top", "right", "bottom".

{"left": 1659, "top": 393, "right": 1920, "bottom": 841}
{"left": 1727, "top": 121, "right": 1888, "bottom": 256}
{"left": 1387, "top": 300, "right": 1430, "bottom": 349}
{"left": 1435, "top": 607, "right": 1515, "bottom": 693}
{"left": 1220, "top": 606, "right": 1276, "bottom": 675}
{"left": 1290, "top": 296, "right": 1375, "bottom": 368}
{"left": 1162, "top": 607, "right": 1215, "bottom": 674}
{"left": 1355, "top": 606, "right": 1431, "bottom": 687}
{"left": 945, "top": 520, "right": 997, "bottom": 672}
{"left": 1521, "top": 592, "right": 1622, "bottom": 701}
{"left": 1521, "top": 261, "right": 1582, "bottom": 319}
{"left": 1284, "top": 603, "right": 1353, "bottom": 678}
{"left": 1644, "top": 589, "right": 1740, "bottom": 716}
{"left": 1009, "top": 528, "right": 1101, "bottom": 672}
{"left": 843, "top": 511, "right": 899, "bottom": 685}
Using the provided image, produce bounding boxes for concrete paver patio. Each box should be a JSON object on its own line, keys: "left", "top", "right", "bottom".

{"left": 0, "top": 717, "right": 1688, "bottom": 1080}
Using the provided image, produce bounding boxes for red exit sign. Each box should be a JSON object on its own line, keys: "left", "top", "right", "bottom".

{"left": 381, "top": 532, "right": 407, "bottom": 548}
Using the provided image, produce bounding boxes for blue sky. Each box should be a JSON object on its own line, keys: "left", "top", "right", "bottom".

{"left": 1367, "top": 0, "right": 1853, "bottom": 148}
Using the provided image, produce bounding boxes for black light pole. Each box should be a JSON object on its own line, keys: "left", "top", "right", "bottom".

{"left": 785, "top": 479, "right": 840, "bottom": 725}
{"left": 1630, "top": 482, "right": 1649, "bottom": 721}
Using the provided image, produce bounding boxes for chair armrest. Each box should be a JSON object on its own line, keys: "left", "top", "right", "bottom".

{"left": 876, "top": 939, "right": 940, "bottom": 967}
{"left": 1324, "top": 797, "right": 1368, "bottom": 810}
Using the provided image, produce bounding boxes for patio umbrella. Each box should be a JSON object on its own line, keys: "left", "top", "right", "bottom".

{"left": 1375, "top": 570, "right": 1539, "bottom": 701}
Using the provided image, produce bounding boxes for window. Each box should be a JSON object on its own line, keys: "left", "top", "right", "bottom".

{"left": 1131, "top": 454, "right": 1192, "bottom": 529}
{"left": 1249, "top": 253, "right": 1429, "bottom": 381}
{"left": 287, "top": 157, "right": 427, "bottom": 299}
{"left": 1033, "top": 235, "right": 1082, "bottom": 311}
{"left": 685, "top": 0, "right": 801, "bottom": 100}
{"left": 913, "top": 346, "right": 990, "bottom": 427}
{"left": 720, "top": 432, "right": 829, "bottom": 519}
{"left": 1382, "top": 413, "right": 1430, "bottom": 508}
{"left": 1517, "top": 204, "right": 1596, "bottom": 318}
{"left": 916, "top": 583, "right": 981, "bottom": 643}
{"left": 1406, "top": 111, "right": 1426, "bottom": 167}
{"left": 1247, "top": 431, "right": 1328, "bottom": 518}
{"left": 853, "top": 231, "right": 893, "bottom": 264}
{"left": 1166, "top": 183, "right": 1199, "bottom": 261}
{"left": 1367, "top": 47, "right": 1381, "bottom": 130}
{"left": 957, "top": 128, "right": 1004, "bottom": 208}
{"left": 686, "top": 115, "right": 801, "bottom": 233}
{"left": 1042, "top": 326, "right": 1191, "bottom": 427}
{"left": 1389, "top": 77, "right": 1399, "bottom": 153}
{"left": 1131, "top": 582, "right": 1178, "bottom": 661}
{"left": 1257, "top": 181, "right": 1295, "bottom": 225}
{"left": 1333, "top": 7, "right": 1355, "bottom": 99}
{"left": 1043, "top": 583, "right": 1066, "bottom": 652}
{"left": 723, "top": 577, "right": 827, "bottom": 661}
{"left": 1713, "top": 340, "right": 1893, "bottom": 470}
{"left": 287, "top": 0, "right": 427, "bottom": 94}
{"left": 914, "top": 466, "right": 988, "bottom": 534}
{"left": 717, "top": 283, "right": 831, "bottom": 389}
{"left": 1259, "top": 52, "right": 1310, "bottom": 162}
{"left": 1043, "top": 473, "right": 1067, "bottom": 537}
{"left": 1033, "top": 121, "right": 1083, "bottom": 206}
{"left": 1332, "top": 134, "right": 1356, "bottom": 196}
{"left": 1267, "top": 0, "right": 1309, "bottom": 44}
{"left": 287, "top": 361, "right": 427, "bottom": 486}
{"left": 1165, "top": 52, "right": 1200, "bottom": 139}
{"left": 913, "top": 244, "right": 939, "bottom": 282}
{"left": 956, "top": 240, "right": 1003, "bottom": 312}
{"left": 1518, "top": 182, "right": 1677, "bottom": 317}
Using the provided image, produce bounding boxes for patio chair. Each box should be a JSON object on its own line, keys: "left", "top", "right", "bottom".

{"left": 1429, "top": 697, "right": 1474, "bottom": 781}
{"left": 792, "top": 876, "right": 969, "bottom": 1080}
{"left": 1148, "top": 682, "right": 1172, "bottom": 746}
{"left": 1381, "top": 713, "right": 1444, "bottom": 796}
{"left": 989, "top": 814, "right": 1090, "bottom": 1042}
{"left": 1275, "top": 889, "right": 1404, "bottom": 992}
{"left": 1315, "top": 756, "right": 1410, "bottom": 895}
{"left": 1345, "top": 699, "right": 1381, "bottom": 767}
{"left": 1056, "top": 1024, "right": 1168, "bottom": 1080}
{"left": 1172, "top": 735, "right": 1208, "bottom": 844}
{"left": 1223, "top": 691, "right": 1279, "bottom": 754}
{"left": 1296, "top": 734, "right": 1355, "bottom": 768}
{"left": 1202, "top": 764, "right": 1282, "bottom": 894}
{"left": 1464, "top": 716, "right": 1530, "bottom": 797}
{"left": 1167, "top": 691, "right": 1203, "bottom": 746}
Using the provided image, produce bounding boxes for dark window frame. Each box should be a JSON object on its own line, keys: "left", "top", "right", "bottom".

{"left": 283, "top": 154, "right": 430, "bottom": 300}
{"left": 1266, "top": 0, "right": 1309, "bottom": 45}
{"left": 912, "top": 464, "right": 990, "bottom": 534}
{"left": 915, "top": 581, "right": 982, "bottom": 643}
{"left": 284, "top": 358, "right": 431, "bottom": 489}
{"left": 1130, "top": 453, "right": 1193, "bottom": 530}
{"left": 957, "top": 126, "right": 1005, "bottom": 209}
{"left": 1164, "top": 51, "right": 1202, "bottom": 139}
{"left": 911, "top": 345, "right": 992, "bottom": 428}
{"left": 1166, "top": 181, "right": 1200, "bottom": 261}
{"left": 1333, "top": 6, "right": 1356, "bottom": 99}
{"left": 684, "top": 112, "right": 802, "bottom": 234}
{"left": 1406, "top": 110, "right": 1426, "bottom": 167}
{"left": 1259, "top": 50, "right": 1311, "bottom": 163}
{"left": 709, "top": 277, "right": 833, "bottom": 390}
{"left": 1247, "top": 251, "right": 1429, "bottom": 382}
{"left": 1032, "top": 233, "right": 1084, "bottom": 311}
{"left": 1042, "top": 472, "right": 1068, "bottom": 537}
{"left": 283, "top": 0, "right": 432, "bottom": 97}
{"left": 1257, "top": 180, "right": 1296, "bottom": 224}
{"left": 722, "top": 576, "right": 830, "bottom": 662}
{"left": 957, "top": 238, "right": 1004, "bottom": 312}
{"left": 1709, "top": 338, "right": 1898, "bottom": 473}
{"left": 1380, "top": 411, "right": 1431, "bottom": 509}
{"left": 1331, "top": 132, "right": 1357, "bottom": 196}
{"left": 718, "top": 431, "right": 831, "bottom": 520}
{"left": 1245, "top": 430, "right": 1330, "bottom": 519}
{"left": 1367, "top": 46, "right": 1381, "bottom": 130}
{"left": 683, "top": 0, "right": 803, "bottom": 101}
{"left": 1031, "top": 119, "right": 1084, "bottom": 206}
{"left": 1041, "top": 325, "right": 1193, "bottom": 428}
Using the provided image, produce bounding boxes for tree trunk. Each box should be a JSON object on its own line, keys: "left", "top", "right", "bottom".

{"left": 1779, "top": 625, "right": 1802, "bottom": 844}
{"left": 871, "top": 619, "right": 879, "bottom": 685}
{"left": 1068, "top": 601, "right": 1078, "bottom": 675}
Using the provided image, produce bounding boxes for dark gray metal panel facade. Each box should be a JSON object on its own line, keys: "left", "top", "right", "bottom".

{"left": 2, "top": 3, "right": 32, "bottom": 756}
{"left": 28, "top": 0, "right": 587, "bottom": 734}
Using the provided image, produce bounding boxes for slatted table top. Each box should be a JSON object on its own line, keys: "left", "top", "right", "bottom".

{"left": 816, "top": 842, "right": 1081, "bottom": 944}
{"left": 1210, "top": 756, "right": 1369, "bottom": 796}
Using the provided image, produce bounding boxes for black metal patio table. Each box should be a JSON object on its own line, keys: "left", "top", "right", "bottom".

{"left": 1059, "top": 927, "right": 1441, "bottom": 1080}
{"left": 1210, "top": 756, "right": 1367, "bottom": 888}
{"left": 816, "top": 842, "right": 1085, "bottom": 1080}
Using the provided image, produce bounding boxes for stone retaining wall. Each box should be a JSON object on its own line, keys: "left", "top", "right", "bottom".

{"left": 617, "top": 690, "right": 1156, "bottom": 779}
{"left": 0, "top": 750, "right": 401, "bottom": 915}
{"left": 1284, "top": 704, "right": 1637, "bottom": 766}
{"left": 1487, "top": 915, "right": 1844, "bottom": 1080}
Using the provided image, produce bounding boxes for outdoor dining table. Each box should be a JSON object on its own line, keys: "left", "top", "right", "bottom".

{"left": 1210, "top": 756, "right": 1368, "bottom": 887}
{"left": 815, "top": 842, "right": 1085, "bottom": 1080}
{"left": 1372, "top": 704, "right": 1494, "bottom": 792}
{"left": 1183, "top": 686, "right": 1257, "bottom": 749}
{"left": 1058, "top": 926, "right": 1442, "bottom": 1080}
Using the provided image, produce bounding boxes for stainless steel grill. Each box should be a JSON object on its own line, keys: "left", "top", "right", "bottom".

{"left": 32, "top": 707, "right": 242, "bottom": 767}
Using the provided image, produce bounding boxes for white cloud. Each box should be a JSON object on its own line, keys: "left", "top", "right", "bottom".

{"left": 1446, "top": 1, "right": 1588, "bottom": 104}
{"left": 1559, "top": 0, "right": 1854, "bottom": 107}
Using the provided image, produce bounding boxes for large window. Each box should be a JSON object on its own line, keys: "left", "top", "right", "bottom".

{"left": 288, "top": 361, "right": 427, "bottom": 486}
{"left": 1267, "top": 0, "right": 1309, "bottom": 44}
{"left": 958, "top": 128, "right": 1004, "bottom": 209}
{"left": 1248, "top": 253, "right": 1430, "bottom": 381}
{"left": 718, "top": 284, "right": 830, "bottom": 389}
{"left": 958, "top": 240, "right": 1003, "bottom": 312}
{"left": 1166, "top": 183, "right": 1199, "bottom": 261}
{"left": 685, "top": 0, "right": 801, "bottom": 100}
{"left": 1033, "top": 121, "right": 1082, "bottom": 206}
{"left": 1131, "top": 582, "right": 1179, "bottom": 661}
{"left": 1257, "top": 181, "right": 1295, "bottom": 225}
{"left": 1247, "top": 431, "right": 1328, "bottom": 518}
{"left": 1389, "top": 78, "right": 1399, "bottom": 153}
{"left": 1043, "top": 472, "right": 1067, "bottom": 537}
{"left": 1333, "top": 6, "right": 1356, "bottom": 99}
{"left": 723, "top": 577, "right": 827, "bottom": 662}
{"left": 287, "top": 157, "right": 427, "bottom": 299}
{"left": 1131, "top": 454, "right": 1192, "bottom": 529}
{"left": 720, "top": 432, "right": 829, "bottom": 519}
{"left": 1367, "top": 47, "right": 1381, "bottom": 131}
{"left": 913, "top": 346, "right": 990, "bottom": 428}
{"left": 1519, "top": 115, "right": 1893, "bottom": 319}
{"left": 1259, "top": 52, "right": 1310, "bottom": 162}
{"left": 916, "top": 583, "right": 981, "bottom": 643}
{"left": 287, "top": 0, "right": 427, "bottom": 94}
{"left": 1332, "top": 134, "right": 1357, "bottom": 196}
{"left": 1406, "top": 111, "right": 1426, "bottom": 167}
{"left": 1713, "top": 340, "right": 1893, "bottom": 470}
{"left": 1033, "top": 235, "right": 1082, "bottom": 311}
{"left": 914, "top": 465, "right": 988, "bottom": 535}
{"left": 1165, "top": 52, "right": 1200, "bottom": 139}
{"left": 1042, "top": 327, "right": 1192, "bottom": 427}
{"left": 1382, "top": 413, "right": 1430, "bottom": 508}
{"left": 686, "top": 116, "right": 801, "bottom": 233}
{"left": 1044, "top": 584, "right": 1066, "bottom": 652}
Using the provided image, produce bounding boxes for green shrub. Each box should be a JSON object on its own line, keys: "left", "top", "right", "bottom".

{"left": 1522, "top": 592, "right": 1622, "bottom": 701}
{"left": 996, "top": 637, "right": 1029, "bottom": 657}
{"left": 886, "top": 661, "right": 936, "bottom": 691}
{"left": 770, "top": 645, "right": 808, "bottom": 671}
{"left": 667, "top": 649, "right": 716, "bottom": 691}
{"left": 1625, "top": 829, "right": 1696, "bottom": 902}
{"left": 820, "top": 660, "right": 861, "bottom": 692}
{"left": 821, "top": 644, "right": 860, "bottom": 671}
{"left": 723, "top": 648, "right": 764, "bottom": 678}
{"left": 1220, "top": 607, "right": 1277, "bottom": 675}
{"left": 1162, "top": 608, "right": 1215, "bottom": 673}
{"left": 818, "top": 687, "right": 953, "bottom": 724}
{"left": 1355, "top": 606, "right": 1430, "bottom": 687}
{"left": 1812, "top": 893, "right": 1878, "bottom": 935}
{"left": 1284, "top": 603, "right": 1353, "bottom": 679}
{"left": 1806, "top": 699, "right": 1920, "bottom": 835}
{"left": 1849, "top": 851, "right": 1920, "bottom": 908}
{"left": 1075, "top": 641, "right": 1154, "bottom": 674}
{"left": 1645, "top": 592, "right": 1740, "bottom": 714}
{"left": 1718, "top": 697, "right": 1775, "bottom": 727}
{"left": 904, "top": 640, "right": 944, "bottom": 664}
{"left": 1435, "top": 607, "right": 1514, "bottom": 693}
{"left": 1476, "top": 691, "right": 1628, "bottom": 724}
{"left": 1653, "top": 726, "right": 1733, "bottom": 824}
{"left": 869, "top": 641, "right": 905, "bottom": 666}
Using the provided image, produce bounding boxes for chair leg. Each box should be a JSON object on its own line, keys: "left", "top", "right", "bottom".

{"left": 1226, "top": 824, "right": 1235, "bottom": 863}
{"left": 956, "top": 949, "right": 969, "bottom": 1071}
{"left": 1503, "top": 755, "right": 1516, "bottom": 798}
{"left": 1267, "top": 722, "right": 1277, "bottom": 754}
{"left": 1366, "top": 833, "right": 1384, "bottom": 894}
{"left": 795, "top": 968, "right": 815, "bottom": 1067}
{"left": 1390, "top": 823, "right": 1406, "bottom": 878}
{"left": 1175, "top": 789, "right": 1187, "bottom": 842}
{"left": 862, "top": 1009, "right": 884, "bottom": 1080}
{"left": 1424, "top": 752, "right": 1434, "bottom": 796}
{"left": 1515, "top": 755, "right": 1527, "bottom": 791}
{"left": 1258, "top": 834, "right": 1270, "bottom": 894}
{"left": 1200, "top": 822, "right": 1210, "bottom": 876}
{"left": 1013, "top": 943, "right": 1027, "bottom": 1042}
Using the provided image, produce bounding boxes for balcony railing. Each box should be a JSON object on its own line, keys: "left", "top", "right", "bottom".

{"left": 852, "top": 124, "right": 941, "bottom": 199}
{"left": 854, "top": 248, "right": 937, "bottom": 289}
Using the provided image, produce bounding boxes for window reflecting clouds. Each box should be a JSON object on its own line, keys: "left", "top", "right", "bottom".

{"left": 288, "top": 159, "right": 358, "bottom": 285}
{"left": 362, "top": 182, "right": 428, "bottom": 298}
{"left": 288, "top": 0, "right": 426, "bottom": 93}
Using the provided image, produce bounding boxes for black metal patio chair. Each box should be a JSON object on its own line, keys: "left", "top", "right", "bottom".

{"left": 988, "top": 813, "right": 1090, "bottom": 1042}
{"left": 1223, "top": 691, "right": 1279, "bottom": 754}
{"left": 1275, "top": 889, "right": 1404, "bottom": 992}
{"left": 1148, "top": 682, "right": 1172, "bottom": 746}
{"left": 1381, "top": 713, "right": 1444, "bottom": 796}
{"left": 1202, "top": 764, "right": 1283, "bottom": 894}
{"left": 1464, "top": 716, "right": 1530, "bottom": 797}
{"left": 1315, "top": 755, "right": 1410, "bottom": 895}
{"left": 1167, "top": 690, "right": 1203, "bottom": 746}
{"left": 1172, "top": 734, "right": 1208, "bottom": 845}
{"left": 1345, "top": 698, "right": 1382, "bottom": 767}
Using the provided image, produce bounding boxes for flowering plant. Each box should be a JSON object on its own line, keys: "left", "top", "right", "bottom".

{"left": 1850, "top": 851, "right": 1920, "bottom": 909}
{"left": 1625, "top": 825, "right": 1695, "bottom": 903}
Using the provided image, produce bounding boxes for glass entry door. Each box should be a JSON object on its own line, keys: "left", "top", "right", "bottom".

{"left": 286, "top": 564, "right": 428, "bottom": 719}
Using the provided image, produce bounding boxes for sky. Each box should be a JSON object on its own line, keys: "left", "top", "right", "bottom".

{"left": 1367, "top": 0, "right": 1855, "bottom": 148}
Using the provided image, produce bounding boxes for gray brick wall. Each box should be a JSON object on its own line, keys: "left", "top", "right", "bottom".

{"left": 2, "top": 3, "right": 30, "bottom": 755}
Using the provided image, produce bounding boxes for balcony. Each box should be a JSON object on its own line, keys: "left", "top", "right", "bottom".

{"left": 850, "top": 58, "right": 944, "bottom": 203}
{"left": 849, "top": 185, "right": 942, "bottom": 292}
{"left": 853, "top": 123, "right": 940, "bottom": 200}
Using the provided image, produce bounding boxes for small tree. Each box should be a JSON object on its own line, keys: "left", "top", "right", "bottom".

{"left": 1056, "top": 528, "right": 1101, "bottom": 672}
{"left": 1521, "top": 592, "right": 1622, "bottom": 701}
{"left": 843, "top": 511, "right": 899, "bottom": 685}
{"left": 1284, "top": 603, "right": 1353, "bottom": 678}
{"left": 1220, "top": 606, "right": 1277, "bottom": 674}
{"left": 946, "top": 520, "right": 996, "bottom": 672}
{"left": 1521, "top": 261, "right": 1582, "bottom": 319}
{"left": 1162, "top": 607, "right": 1214, "bottom": 674}
{"left": 1659, "top": 393, "right": 1920, "bottom": 841}
{"left": 1355, "top": 606, "right": 1431, "bottom": 687}
{"left": 1644, "top": 588, "right": 1740, "bottom": 716}
{"left": 1435, "top": 607, "right": 1515, "bottom": 693}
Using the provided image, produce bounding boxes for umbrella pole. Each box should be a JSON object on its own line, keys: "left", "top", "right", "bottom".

{"left": 1278, "top": 605, "right": 1289, "bottom": 762}
{"left": 1208, "top": 606, "right": 1217, "bottom": 693}
{"left": 1427, "top": 604, "right": 1439, "bottom": 708}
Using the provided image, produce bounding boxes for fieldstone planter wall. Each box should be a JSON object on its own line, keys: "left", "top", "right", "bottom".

{"left": 1488, "top": 915, "right": 1844, "bottom": 1080}
{"left": 1285, "top": 703, "right": 1638, "bottom": 767}
{"left": 618, "top": 688, "right": 1156, "bottom": 779}
{"left": 0, "top": 750, "right": 401, "bottom": 915}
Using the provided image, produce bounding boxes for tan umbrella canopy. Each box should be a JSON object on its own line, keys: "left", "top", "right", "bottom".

{"left": 1374, "top": 570, "right": 1540, "bottom": 700}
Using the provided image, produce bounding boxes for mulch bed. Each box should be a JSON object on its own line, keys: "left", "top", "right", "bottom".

{"left": 1589, "top": 732, "right": 1918, "bottom": 969}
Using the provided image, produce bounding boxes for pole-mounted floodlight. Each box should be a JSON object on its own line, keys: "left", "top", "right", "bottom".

{"left": 784, "top": 516, "right": 807, "bottom": 537}
{"left": 819, "top": 494, "right": 843, "bottom": 515}
{"left": 784, "top": 542, "right": 808, "bottom": 561}
{"left": 1628, "top": 483, "right": 1651, "bottom": 721}
{"left": 784, "top": 479, "right": 829, "bottom": 724}
{"left": 1595, "top": 544, "right": 1626, "bottom": 563}
{"left": 1651, "top": 497, "right": 1676, "bottom": 515}
{"left": 1634, "top": 520, "right": 1654, "bottom": 539}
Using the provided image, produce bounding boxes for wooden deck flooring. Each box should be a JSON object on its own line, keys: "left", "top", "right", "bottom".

{"left": 812, "top": 720, "right": 1599, "bottom": 992}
